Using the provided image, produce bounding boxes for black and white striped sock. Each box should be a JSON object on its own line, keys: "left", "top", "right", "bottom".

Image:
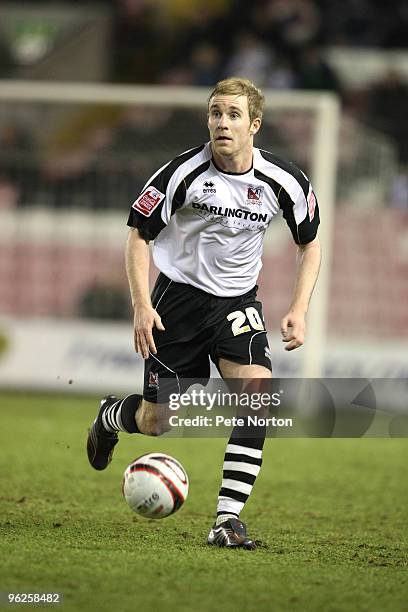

{"left": 101, "top": 394, "right": 142, "bottom": 434}
{"left": 216, "top": 421, "right": 266, "bottom": 522}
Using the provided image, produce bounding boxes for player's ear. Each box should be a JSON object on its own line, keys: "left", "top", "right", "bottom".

{"left": 250, "top": 117, "right": 261, "bottom": 136}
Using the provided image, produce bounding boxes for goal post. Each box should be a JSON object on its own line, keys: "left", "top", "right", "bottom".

{"left": 0, "top": 81, "right": 340, "bottom": 378}
{"left": 307, "top": 94, "right": 340, "bottom": 377}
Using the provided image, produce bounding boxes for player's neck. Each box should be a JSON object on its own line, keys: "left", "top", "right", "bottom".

{"left": 211, "top": 149, "right": 253, "bottom": 174}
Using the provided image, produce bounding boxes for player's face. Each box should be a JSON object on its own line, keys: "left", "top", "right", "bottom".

{"left": 208, "top": 94, "right": 261, "bottom": 165}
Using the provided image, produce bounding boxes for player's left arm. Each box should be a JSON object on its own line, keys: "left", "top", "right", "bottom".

{"left": 281, "top": 236, "right": 321, "bottom": 351}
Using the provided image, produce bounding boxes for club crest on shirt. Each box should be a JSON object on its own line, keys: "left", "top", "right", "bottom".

{"left": 246, "top": 185, "right": 264, "bottom": 205}
{"left": 132, "top": 187, "right": 165, "bottom": 217}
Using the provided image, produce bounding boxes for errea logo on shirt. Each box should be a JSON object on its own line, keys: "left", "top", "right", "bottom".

{"left": 203, "top": 180, "right": 216, "bottom": 194}
{"left": 132, "top": 187, "right": 165, "bottom": 217}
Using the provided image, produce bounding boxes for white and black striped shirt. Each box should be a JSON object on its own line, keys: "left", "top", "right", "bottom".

{"left": 127, "top": 142, "right": 319, "bottom": 297}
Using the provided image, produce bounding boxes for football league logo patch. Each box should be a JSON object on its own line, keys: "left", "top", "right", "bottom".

{"left": 307, "top": 189, "right": 316, "bottom": 221}
{"left": 133, "top": 187, "right": 165, "bottom": 217}
{"left": 246, "top": 185, "right": 264, "bottom": 204}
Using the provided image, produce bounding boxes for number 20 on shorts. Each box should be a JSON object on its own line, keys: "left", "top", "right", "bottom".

{"left": 227, "top": 307, "right": 264, "bottom": 336}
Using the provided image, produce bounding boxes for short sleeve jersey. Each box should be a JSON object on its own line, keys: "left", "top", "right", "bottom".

{"left": 127, "top": 142, "right": 319, "bottom": 297}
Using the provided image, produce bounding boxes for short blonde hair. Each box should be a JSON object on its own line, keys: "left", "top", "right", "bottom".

{"left": 208, "top": 77, "right": 265, "bottom": 123}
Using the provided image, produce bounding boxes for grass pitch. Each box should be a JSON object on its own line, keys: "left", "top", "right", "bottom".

{"left": 0, "top": 391, "right": 407, "bottom": 612}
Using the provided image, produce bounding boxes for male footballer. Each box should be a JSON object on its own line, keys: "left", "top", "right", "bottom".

{"left": 87, "top": 77, "right": 321, "bottom": 549}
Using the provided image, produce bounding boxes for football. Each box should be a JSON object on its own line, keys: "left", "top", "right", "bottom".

{"left": 122, "top": 452, "right": 189, "bottom": 518}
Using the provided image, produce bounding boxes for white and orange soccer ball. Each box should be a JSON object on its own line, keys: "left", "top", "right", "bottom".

{"left": 122, "top": 453, "right": 189, "bottom": 518}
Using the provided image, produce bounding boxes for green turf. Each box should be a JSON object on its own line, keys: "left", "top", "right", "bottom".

{"left": 0, "top": 391, "right": 407, "bottom": 612}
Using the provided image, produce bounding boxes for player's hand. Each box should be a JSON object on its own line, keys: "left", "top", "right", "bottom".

{"left": 280, "top": 310, "right": 306, "bottom": 351}
{"left": 133, "top": 305, "right": 165, "bottom": 359}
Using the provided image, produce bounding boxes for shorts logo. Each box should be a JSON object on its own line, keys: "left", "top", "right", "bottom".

{"left": 148, "top": 371, "right": 159, "bottom": 389}
{"left": 308, "top": 190, "right": 316, "bottom": 221}
{"left": 203, "top": 180, "right": 216, "bottom": 194}
{"left": 246, "top": 185, "right": 264, "bottom": 204}
{"left": 132, "top": 187, "right": 165, "bottom": 217}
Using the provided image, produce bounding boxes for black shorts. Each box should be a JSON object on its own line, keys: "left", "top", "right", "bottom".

{"left": 143, "top": 273, "right": 272, "bottom": 403}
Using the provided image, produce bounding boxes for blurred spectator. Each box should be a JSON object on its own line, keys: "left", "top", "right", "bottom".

{"left": 320, "top": 0, "right": 380, "bottom": 47}
{"left": 223, "top": 32, "right": 273, "bottom": 86}
{"left": 159, "top": 42, "right": 222, "bottom": 86}
{"left": 111, "top": 0, "right": 162, "bottom": 83}
{"left": 251, "top": 0, "right": 321, "bottom": 56}
{"left": 389, "top": 166, "right": 408, "bottom": 212}
{"left": 296, "top": 45, "right": 341, "bottom": 92}
{"left": 0, "top": 122, "right": 38, "bottom": 205}
{"left": 77, "top": 281, "right": 131, "bottom": 320}
{"left": 43, "top": 125, "right": 115, "bottom": 208}
{"left": 366, "top": 69, "right": 408, "bottom": 162}
{"left": 190, "top": 42, "right": 222, "bottom": 86}
{"left": 110, "top": 107, "right": 172, "bottom": 155}
{"left": 265, "top": 54, "right": 297, "bottom": 89}
{"left": 159, "top": 64, "right": 194, "bottom": 85}
{"left": 382, "top": 1, "right": 408, "bottom": 48}
{"left": 156, "top": 0, "right": 231, "bottom": 27}
{"left": 106, "top": 106, "right": 175, "bottom": 198}
{"left": 0, "top": 36, "right": 14, "bottom": 77}
{"left": 0, "top": 174, "right": 19, "bottom": 209}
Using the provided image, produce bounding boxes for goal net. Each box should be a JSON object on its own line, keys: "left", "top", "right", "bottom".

{"left": 0, "top": 81, "right": 405, "bottom": 390}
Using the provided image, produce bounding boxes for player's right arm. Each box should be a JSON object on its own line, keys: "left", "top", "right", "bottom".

{"left": 125, "top": 146, "right": 204, "bottom": 357}
{"left": 125, "top": 228, "right": 164, "bottom": 359}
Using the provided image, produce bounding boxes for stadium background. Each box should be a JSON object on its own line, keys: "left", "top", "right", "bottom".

{"left": 0, "top": 2, "right": 407, "bottom": 611}
{"left": 0, "top": 0, "right": 408, "bottom": 389}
